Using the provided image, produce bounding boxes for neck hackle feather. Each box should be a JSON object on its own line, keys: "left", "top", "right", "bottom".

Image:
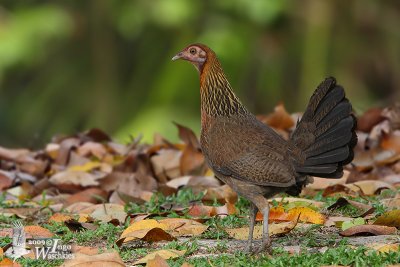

{"left": 199, "top": 51, "right": 248, "bottom": 117}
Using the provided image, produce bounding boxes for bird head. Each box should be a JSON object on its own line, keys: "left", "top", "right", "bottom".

{"left": 172, "top": 44, "right": 212, "bottom": 73}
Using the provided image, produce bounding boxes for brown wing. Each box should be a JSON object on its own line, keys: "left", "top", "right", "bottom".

{"left": 201, "top": 114, "right": 296, "bottom": 187}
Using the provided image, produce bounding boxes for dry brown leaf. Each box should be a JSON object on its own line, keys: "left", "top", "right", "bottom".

{"left": 65, "top": 202, "right": 95, "bottom": 213}
{"left": 186, "top": 175, "right": 220, "bottom": 189}
{"left": 382, "top": 198, "right": 400, "bottom": 209}
{"left": 48, "top": 213, "right": 73, "bottom": 223}
{"left": 260, "top": 103, "right": 294, "bottom": 130}
{"left": 308, "top": 171, "right": 349, "bottom": 190}
{"left": 64, "top": 188, "right": 108, "bottom": 207}
{"left": 119, "top": 219, "right": 170, "bottom": 243}
{"left": 77, "top": 142, "right": 107, "bottom": 159}
{"left": 187, "top": 204, "right": 214, "bottom": 217}
{"left": 151, "top": 149, "right": 182, "bottom": 182}
{"left": 0, "top": 207, "right": 40, "bottom": 219}
{"left": 357, "top": 107, "right": 385, "bottom": 132}
{"left": 226, "top": 220, "right": 298, "bottom": 240}
{"left": 146, "top": 254, "right": 170, "bottom": 267}
{"left": 174, "top": 123, "right": 206, "bottom": 176}
{"left": 339, "top": 224, "right": 397, "bottom": 237}
{"left": 0, "top": 257, "right": 22, "bottom": 266}
{"left": 61, "top": 250, "right": 124, "bottom": 267}
{"left": 25, "top": 225, "right": 54, "bottom": 238}
{"left": 322, "top": 184, "right": 357, "bottom": 197}
{"left": 373, "top": 210, "right": 400, "bottom": 228}
{"left": 119, "top": 227, "right": 175, "bottom": 244}
{"left": 158, "top": 218, "right": 208, "bottom": 237}
{"left": 0, "top": 172, "right": 13, "bottom": 190}
{"left": 55, "top": 138, "right": 80, "bottom": 165}
{"left": 72, "top": 246, "right": 100, "bottom": 256}
{"left": 345, "top": 180, "right": 396, "bottom": 195}
{"left": 49, "top": 170, "right": 104, "bottom": 187}
{"left": 202, "top": 184, "right": 238, "bottom": 204}
{"left": 382, "top": 131, "right": 400, "bottom": 153}
{"left": 90, "top": 203, "right": 127, "bottom": 224}
{"left": 133, "top": 249, "right": 185, "bottom": 265}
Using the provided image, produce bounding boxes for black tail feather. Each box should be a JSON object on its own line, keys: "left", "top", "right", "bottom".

{"left": 290, "top": 77, "right": 357, "bottom": 178}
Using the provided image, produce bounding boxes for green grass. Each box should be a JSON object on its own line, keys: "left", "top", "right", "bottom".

{"left": 42, "top": 222, "right": 123, "bottom": 248}
{"left": 168, "top": 245, "right": 400, "bottom": 267}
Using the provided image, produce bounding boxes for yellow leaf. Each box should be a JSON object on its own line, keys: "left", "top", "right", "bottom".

{"left": 134, "top": 249, "right": 185, "bottom": 265}
{"left": 374, "top": 210, "right": 400, "bottom": 228}
{"left": 68, "top": 161, "right": 102, "bottom": 172}
{"left": 119, "top": 219, "right": 169, "bottom": 243}
{"left": 226, "top": 220, "right": 297, "bottom": 240}
{"left": 287, "top": 207, "right": 325, "bottom": 224}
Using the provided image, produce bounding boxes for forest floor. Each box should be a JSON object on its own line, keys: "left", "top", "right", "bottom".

{"left": 0, "top": 104, "right": 400, "bottom": 267}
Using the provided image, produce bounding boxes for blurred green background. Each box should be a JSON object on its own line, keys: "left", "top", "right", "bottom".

{"left": 0, "top": 0, "right": 399, "bottom": 147}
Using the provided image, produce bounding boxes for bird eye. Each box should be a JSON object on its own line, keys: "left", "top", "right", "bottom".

{"left": 189, "top": 48, "right": 196, "bottom": 55}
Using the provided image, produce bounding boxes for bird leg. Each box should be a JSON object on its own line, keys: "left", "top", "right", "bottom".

{"left": 259, "top": 204, "right": 271, "bottom": 253}
{"left": 245, "top": 202, "right": 258, "bottom": 253}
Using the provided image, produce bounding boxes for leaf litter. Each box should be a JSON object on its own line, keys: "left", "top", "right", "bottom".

{"left": 0, "top": 103, "right": 400, "bottom": 265}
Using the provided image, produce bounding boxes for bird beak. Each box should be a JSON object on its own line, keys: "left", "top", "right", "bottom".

{"left": 172, "top": 52, "right": 183, "bottom": 61}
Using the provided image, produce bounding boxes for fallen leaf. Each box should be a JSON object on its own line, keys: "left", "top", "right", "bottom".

{"left": 146, "top": 254, "right": 170, "bottom": 267}
{"left": 65, "top": 202, "right": 95, "bottom": 213}
{"left": 324, "top": 216, "right": 353, "bottom": 227}
{"left": 48, "top": 213, "right": 73, "bottom": 223}
{"left": 341, "top": 218, "right": 366, "bottom": 231}
{"left": 345, "top": 180, "right": 396, "bottom": 195}
{"left": 0, "top": 171, "right": 13, "bottom": 190}
{"left": 90, "top": 203, "right": 127, "bottom": 224}
{"left": 158, "top": 218, "right": 208, "bottom": 237}
{"left": 133, "top": 249, "right": 185, "bottom": 265}
{"left": 25, "top": 225, "right": 54, "bottom": 238}
{"left": 308, "top": 171, "right": 349, "bottom": 190}
{"left": 287, "top": 207, "right": 325, "bottom": 224}
{"left": 187, "top": 204, "right": 214, "bottom": 217}
{"left": 339, "top": 225, "right": 397, "bottom": 236}
{"left": 64, "top": 188, "right": 108, "bottom": 207}
{"left": 226, "top": 220, "right": 298, "bottom": 240}
{"left": 259, "top": 103, "right": 294, "bottom": 130}
{"left": 357, "top": 107, "right": 385, "bottom": 132}
{"left": 366, "top": 243, "right": 400, "bottom": 253}
{"left": 268, "top": 206, "right": 289, "bottom": 222}
{"left": 49, "top": 170, "right": 105, "bottom": 187}
{"left": 151, "top": 149, "right": 182, "bottom": 182}
{"left": 166, "top": 176, "right": 192, "bottom": 189}
{"left": 72, "top": 246, "right": 100, "bottom": 255}
{"left": 0, "top": 257, "right": 22, "bottom": 266}
{"left": 61, "top": 250, "right": 124, "bottom": 267}
{"left": 322, "top": 184, "right": 357, "bottom": 197}
{"left": 381, "top": 131, "right": 400, "bottom": 153}
{"left": 0, "top": 207, "right": 40, "bottom": 219}
{"left": 118, "top": 219, "right": 171, "bottom": 244}
{"left": 77, "top": 142, "right": 107, "bottom": 159}
{"left": 373, "top": 210, "right": 400, "bottom": 228}
{"left": 174, "top": 123, "right": 206, "bottom": 176}
{"left": 202, "top": 184, "right": 238, "bottom": 204}
{"left": 270, "top": 197, "right": 324, "bottom": 208}
{"left": 382, "top": 198, "right": 400, "bottom": 209}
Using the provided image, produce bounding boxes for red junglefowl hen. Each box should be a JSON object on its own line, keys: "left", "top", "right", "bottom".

{"left": 172, "top": 44, "right": 357, "bottom": 253}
